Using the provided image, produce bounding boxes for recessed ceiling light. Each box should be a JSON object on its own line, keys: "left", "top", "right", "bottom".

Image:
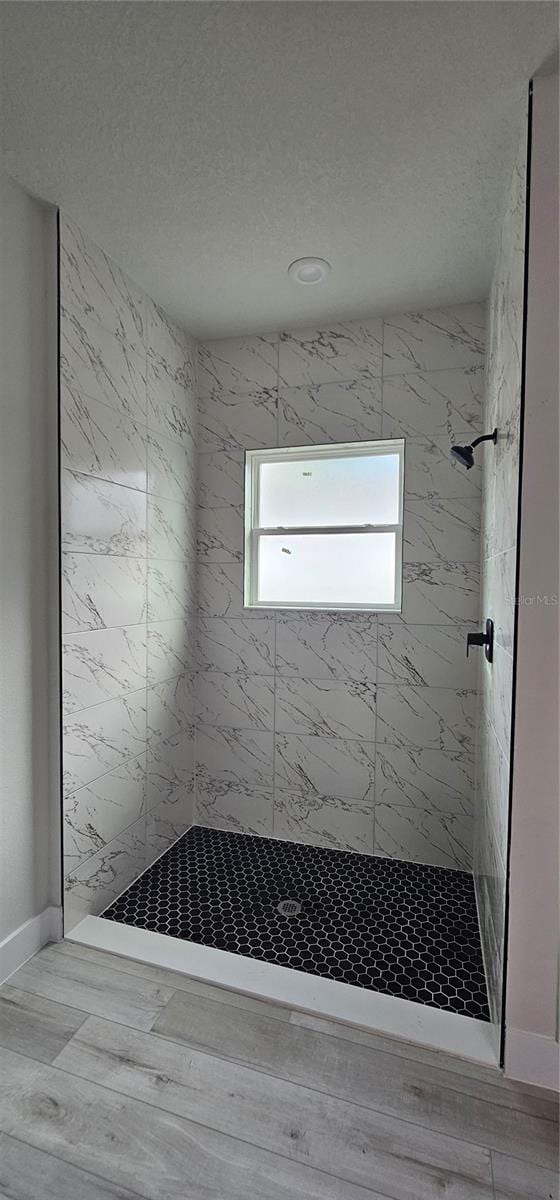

{"left": 288, "top": 257, "right": 331, "bottom": 285}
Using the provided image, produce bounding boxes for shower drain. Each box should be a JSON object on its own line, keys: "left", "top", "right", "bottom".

{"left": 276, "top": 898, "right": 302, "bottom": 917}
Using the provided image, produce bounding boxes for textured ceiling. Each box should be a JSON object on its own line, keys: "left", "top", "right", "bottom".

{"left": 1, "top": 2, "right": 557, "bottom": 338}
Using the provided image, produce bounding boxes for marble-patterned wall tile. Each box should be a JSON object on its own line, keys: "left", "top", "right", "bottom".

{"left": 381, "top": 366, "right": 483, "bottom": 439}
{"left": 481, "top": 548, "right": 516, "bottom": 656}
{"left": 64, "top": 814, "right": 147, "bottom": 923}
{"left": 62, "top": 553, "right": 147, "bottom": 634}
{"left": 196, "top": 725, "right": 273, "bottom": 790}
{"left": 61, "top": 392, "right": 147, "bottom": 492}
{"left": 147, "top": 431, "right": 193, "bottom": 505}
{"left": 403, "top": 499, "right": 480, "bottom": 563}
{"left": 480, "top": 644, "right": 514, "bottom": 762}
{"left": 381, "top": 562, "right": 480, "bottom": 625}
{"left": 61, "top": 307, "right": 147, "bottom": 425}
{"left": 147, "top": 728, "right": 194, "bottom": 812}
{"left": 147, "top": 620, "right": 195, "bottom": 686}
{"left": 146, "top": 789, "right": 194, "bottom": 861}
{"left": 274, "top": 790, "right": 374, "bottom": 855}
{"left": 196, "top": 779, "right": 274, "bottom": 838}
{"left": 404, "top": 438, "right": 481, "bottom": 500}
{"left": 62, "top": 470, "right": 147, "bottom": 558}
{"left": 62, "top": 626, "right": 147, "bottom": 714}
{"left": 274, "top": 734, "right": 375, "bottom": 801}
{"left": 148, "top": 495, "right": 195, "bottom": 562}
{"left": 382, "top": 304, "right": 486, "bottom": 375}
{"left": 63, "top": 689, "right": 147, "bottom": 798}
{"left": 146, "top": 298, "right": 196, "bottom": 390}
{"left": 278, "top": 380, "right": 382, "bottom": 446}
{"left": 376, "top": 686, "right": 476, "bottom": 752}
{"left": 196, "top": 672, "right": 274, "bottom": 731}
{"left": 279, "top": 319, "right": 383, "bottom": 386}
{"left": 377, "top": 624, "right": 476, "bottom": 687}
{"left": 375, "top": 746, "right": 473, "bottom": 815}
{"left": 60, "top": 215, "right": 146, "bottom": 356}
{"left": 198, "top": 450, "right": 244, "bottom": 508}
{"left": 275, "top": 677, "right": 376, "bottom": 741}
{"left": 196, "top": 617, "right": 275, "bottom": 676}
{"left": 147, "top": 559, "right": 196, "bottom": 623}
{"left": 275, "top": 614, "right": 377, "bottom": 682}
{"left": 198, "top": 334, "right": 278, "bottom": 397}
{"left": 198, "top": 390, "right": 278, "bottom": 452}
{"left": 147, "top": 360, "right": 196, "bottom": 451}
{"left": 374, "top": 805, "right": 473, "bottom": 870}
{"left": 147, "top": 673, "right": 195, "bottom": 746}
{"left": 197, "top": 562, "right": 261, "bottom": 619}
{"left": 197, "top": 506, "right": 244, "bottom": 563}
{"left": 63, "top": 753, "right": 147, "bottom": 874}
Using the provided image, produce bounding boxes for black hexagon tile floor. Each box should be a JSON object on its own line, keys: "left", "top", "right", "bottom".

{"left": 102, "top": 825, "right": 490, "bottom": 1020}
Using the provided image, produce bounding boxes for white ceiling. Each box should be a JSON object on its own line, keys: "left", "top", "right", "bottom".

{"left": 1, "top": 2, "right": 557, "bottom": 339}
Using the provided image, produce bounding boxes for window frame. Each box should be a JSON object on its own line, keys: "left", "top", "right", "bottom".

{"left": 243, "top": 438, "right": 405, "bottom": 613}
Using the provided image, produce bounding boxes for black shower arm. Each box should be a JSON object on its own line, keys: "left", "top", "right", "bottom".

{"left": 471, "top": 429, "right": 498, "bottom": 449}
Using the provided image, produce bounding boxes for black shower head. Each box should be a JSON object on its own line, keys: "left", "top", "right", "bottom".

{"left": 450, "top": 443, "right": 475, "bottom": 470}
{"left": 451, "top": 428, "right": 498, "bottom": 470}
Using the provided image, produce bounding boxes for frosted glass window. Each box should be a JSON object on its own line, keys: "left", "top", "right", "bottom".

{"left": 245, "top": 439, "right": 404, "bottom": 612}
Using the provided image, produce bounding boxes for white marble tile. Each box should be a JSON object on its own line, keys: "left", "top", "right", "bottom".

{"left": 147, "top": 728, "right": 194, "bottom": 812}
{"left": 64, "top": 814, "right": 147, "bottom": 920}
{"left": 145, "top": 790, "right": 194, "bottom": 861}
{"left": 383, "top": 304, "right": 486, "bottom": 375}
{"left": 62, "top": 553, "right": 147, "bottom": 634}
{"left": 481, "top": 643, "right": 514, "bottom": 762}
{"left": 60, "top": 306, "right": 147, "bottom": 425}
{"left": 148, "top": 495, "right": 195, "bottom": 562}
{"left": 197, "top": 506, "right": 244, "bottom": 562}
{"left": 198, "top": 390, "right": 278, "bottom": 451}
{"left": 198, "top": 562, "right": 257, "bottom": 619}
{"left": 62, "top": 470, "right": 147, "bottom": 558}
{"left": 381, "top": 366, "right": 483, "bottom": 438}
{"left": 63, "top": 753, "right": 147, "bottom": 873}
{"left": 403, "top": 499, "right": 480, "bottom": 563}
{"left": 147, "top": 620, "right": 195, "bottom": 685}
{"left": 196, "top": 672, "right": 274, "bottom": 731}
{"left": 147, "top": 559, "right": 196, "bottom": 623}
{"left": 146, "top": 298, "right": 196, "bottom": 391}
{"left": 147, "top": 673, "right": 195, "bottom": 746}
{"left": 274, "top": 733, "right": 375, "bottom": 801}
{"left": 376, "top": 686, "right": 476, "bottom": 752}
{"left": 275, "top": 614, "right": 377, "bottom": 683}
{"left": 147, "top": 431, "right": 194, "bottom": 505}
{"left": 279, "top": 319, "right": 383, "bottom": 386}
{"left": 380, "top": 562, "right": 480, "bottom": 625}
{"left": 274, "top": 790, "right": 374, "bottom": 855}
{"left": 481, "top": 546, "right": 517, "bottom": 656}
{"left": 196, "top": 725, "right": 273, "bottom": 790}
{"left": 60, "top": 215, "right": 146, "bottom": 356}
{"left": 278, "top": 379, "right": 382, "bottom": 446}
{"left": 63, "top": 689, "right": 147, "bottom": 798}
{"left": 196, "top": 618, "right": 275, "bottom": 676}
{"left": 404, "top": 437, "right": 482, "bottom": 500}
{"left": 198, "top": 334, "right": 278, "bottom": 397}
{"left": 196, "top": 780, "right": 274, "bottom": 838}
{"left": 275, "top": 677, "right": 376, "bottom": 741}
{"left": 375, "top": 746, "right": 474, "bottom": 815}
{"left": 377, "top": 624, "right": 476, "bottom": 687}
{"left": 61, "top": 390, "right": 147, "bottom": 491}
{"left": 63, "top": 625, "right": 147, "bottom": 714}
{"left": 374, "top": 805, "right": 473, "bottom": 870}
{"left": 198, "top": 450, "right": 244, "bottom": 508}
{"left": 147, "top": 360, "right": 196, "bottom": 450}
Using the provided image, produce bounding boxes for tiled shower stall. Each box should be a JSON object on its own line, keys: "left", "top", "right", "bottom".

{"left": 60, "top": 114, "right": 525, "bottom": 1036}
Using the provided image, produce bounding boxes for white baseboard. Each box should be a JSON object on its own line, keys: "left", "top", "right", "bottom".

{"left": 505, "top": 1027, "right": 560, "bottom": 1092}
{"left": 0, "top": 906, "right": 63, "bottom": 985}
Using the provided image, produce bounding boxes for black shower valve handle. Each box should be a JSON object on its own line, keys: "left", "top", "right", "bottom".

{"left": 466, "top": 619, "right": 494, "bottom": 663}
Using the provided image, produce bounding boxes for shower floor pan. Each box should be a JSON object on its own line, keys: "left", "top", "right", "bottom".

{"left": 101, "top": 825, "right": 489, "bottom": 1021}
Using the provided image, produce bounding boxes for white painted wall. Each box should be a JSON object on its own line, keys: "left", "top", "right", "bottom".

{"left": 0, "top": 168, "right": 60, "bottom": 946}
{"left": 505, "top": 73, "right": 559, "bottom": 1091}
